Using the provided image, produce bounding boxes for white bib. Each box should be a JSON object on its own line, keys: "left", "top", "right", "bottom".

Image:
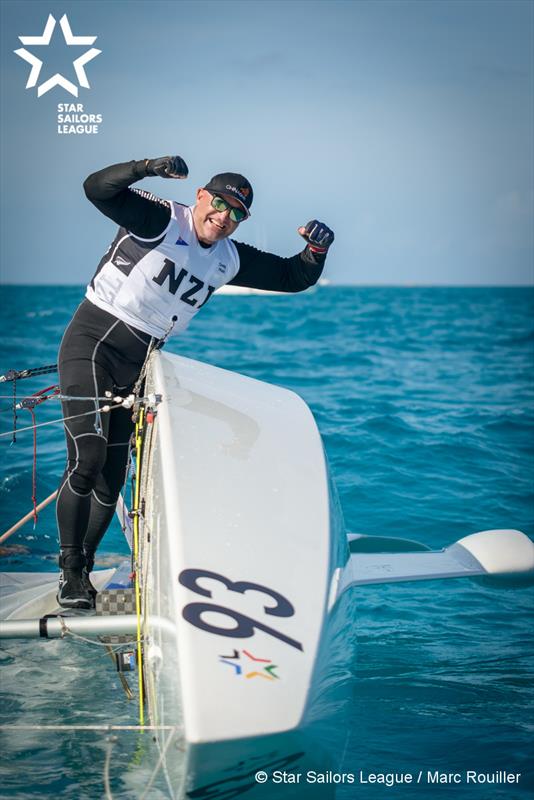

{"left": 86, "top": 203, "right": 239, "bottom": 338}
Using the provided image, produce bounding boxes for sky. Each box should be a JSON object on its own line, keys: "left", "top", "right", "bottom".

{"left": 0, "top": 0, "right": 532, "bottom": 285}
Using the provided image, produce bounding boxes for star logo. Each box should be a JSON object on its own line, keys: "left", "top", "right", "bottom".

{"left": 219, "top": 649, "right": 280, "bottom": 680}
{"left": 14, "top": 14, "right": 101, "bottom": 98}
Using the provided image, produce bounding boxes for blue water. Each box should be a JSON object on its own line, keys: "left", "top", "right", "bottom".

{"left": 1, "top": 286, "right": 533, "bottom": 799}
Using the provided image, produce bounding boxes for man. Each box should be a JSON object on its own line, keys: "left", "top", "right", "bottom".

{"left": 56, "top": 154, "right": 334, "bottom": 608}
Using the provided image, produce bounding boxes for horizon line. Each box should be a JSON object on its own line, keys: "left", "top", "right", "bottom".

{"left": 1, "top": 282, "right": 533, "bottom": 289}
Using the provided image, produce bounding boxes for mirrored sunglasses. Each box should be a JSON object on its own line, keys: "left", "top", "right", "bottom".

{"left": 210, "top": 194, "right": 247, "bottom": 223}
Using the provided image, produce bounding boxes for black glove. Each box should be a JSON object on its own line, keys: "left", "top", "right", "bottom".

{"left": 298, "top": 220, "right": 334, "bottom": 253}
{"left": 145, "top": 155, "right": 189, "bottom": 179}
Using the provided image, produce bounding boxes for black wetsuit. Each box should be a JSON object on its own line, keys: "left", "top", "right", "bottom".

{"left": 57, "top": 160, "right": 326, "bottom": 570}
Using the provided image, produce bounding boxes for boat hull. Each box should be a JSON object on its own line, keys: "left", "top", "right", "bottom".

{"left": 139, "top": 351, "right": 350, "bottom": 791}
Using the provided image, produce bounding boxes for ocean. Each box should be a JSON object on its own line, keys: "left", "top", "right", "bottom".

{"left": 0, "top": 285, "right": 533, "bottom": 799}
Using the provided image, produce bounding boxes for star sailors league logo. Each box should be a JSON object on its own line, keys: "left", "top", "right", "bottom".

{"left": 14, "top": 14, "right": 101, "bottom": 97}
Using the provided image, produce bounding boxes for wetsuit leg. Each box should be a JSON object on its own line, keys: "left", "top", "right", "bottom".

{"left": 56, "top": 358, "right": 115, "bottom": 551}
{"left": 83, "top": 403, "right": 134, "bottom": 566}
{"left": 56, "top": 300, "right": 151, "bottom": 572}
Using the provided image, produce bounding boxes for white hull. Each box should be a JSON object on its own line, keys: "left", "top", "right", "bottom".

{"left": 139, "top": 351, "right": 348, "bottom": 794}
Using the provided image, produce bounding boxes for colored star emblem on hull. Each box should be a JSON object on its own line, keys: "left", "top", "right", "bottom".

{"left": 219, "top": 649, "right": 280, "bottom": 680}
{"left": 14, "top": 14, "right": 101, "bottom": 98}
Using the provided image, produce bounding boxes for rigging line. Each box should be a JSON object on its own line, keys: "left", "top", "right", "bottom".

{"left": 11, "top": 385, "right": 59, "bottom": 522}
{"left": 28, "top": 406, "right": 38, "bottom": 525}
{"left": 133, "top": 405, "right": 146, "bottom": 726}
{"left": 132, "top": 339, "right": 156, "bottom": 400}
{"left": 131, "top": 316, "right": 175, "bottom": 402}
{"left": 103, "top": 734, "right": 117, "bottom": 800}
{"left": 139, "top": 410, "right": 156, "bottom": 620}
{"left": 21, "top": 388, "right": 61, "bottom": 411}
{"left": 0, "top": 394, "right": 158, "bottom": 408}
{"left": 0, "top": 364, "right": 58, "bottom": 382}
{"left": 0, "top": 394, "right": 123, "bottom": 400}
{"left": 153, "top": 734, "right": 181, "bottom": 800}
{"left": 0, "top": 724, "right": 181, "bottom": 731}
{"left": 0, "top": 403, "right": 124, "bottom": 438}
{"left": 103, "top": 643, "right": 134, "bottom": 701}
{"left": 60, "top": 627, "right": 140, "bottom": 649}
{"left": 12, "top": 373, "right": 17, "bottom": 443}
{"left": 0, "top": 388, "right": 59, "bottom": 415}
{"left": 139, "top": 726, "right": 181, "bottom": 800}
{"left": 0, "top": 394, "right": 61, "bottom": 401}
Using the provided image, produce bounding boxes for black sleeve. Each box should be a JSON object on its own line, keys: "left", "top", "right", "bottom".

{"left": 229, "top": 240, "right": 326, "bottom": 292}
{"left": 83, "top": 160, "right": 172, "bottom": 239}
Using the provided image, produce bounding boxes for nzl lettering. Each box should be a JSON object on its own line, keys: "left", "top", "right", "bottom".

{"left": 152, "top": 259, "right": 216, "bottom": 308}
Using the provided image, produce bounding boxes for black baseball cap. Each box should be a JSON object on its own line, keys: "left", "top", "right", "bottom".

{"left": 203, "top": 172, "right": 253, "bottom": 217}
